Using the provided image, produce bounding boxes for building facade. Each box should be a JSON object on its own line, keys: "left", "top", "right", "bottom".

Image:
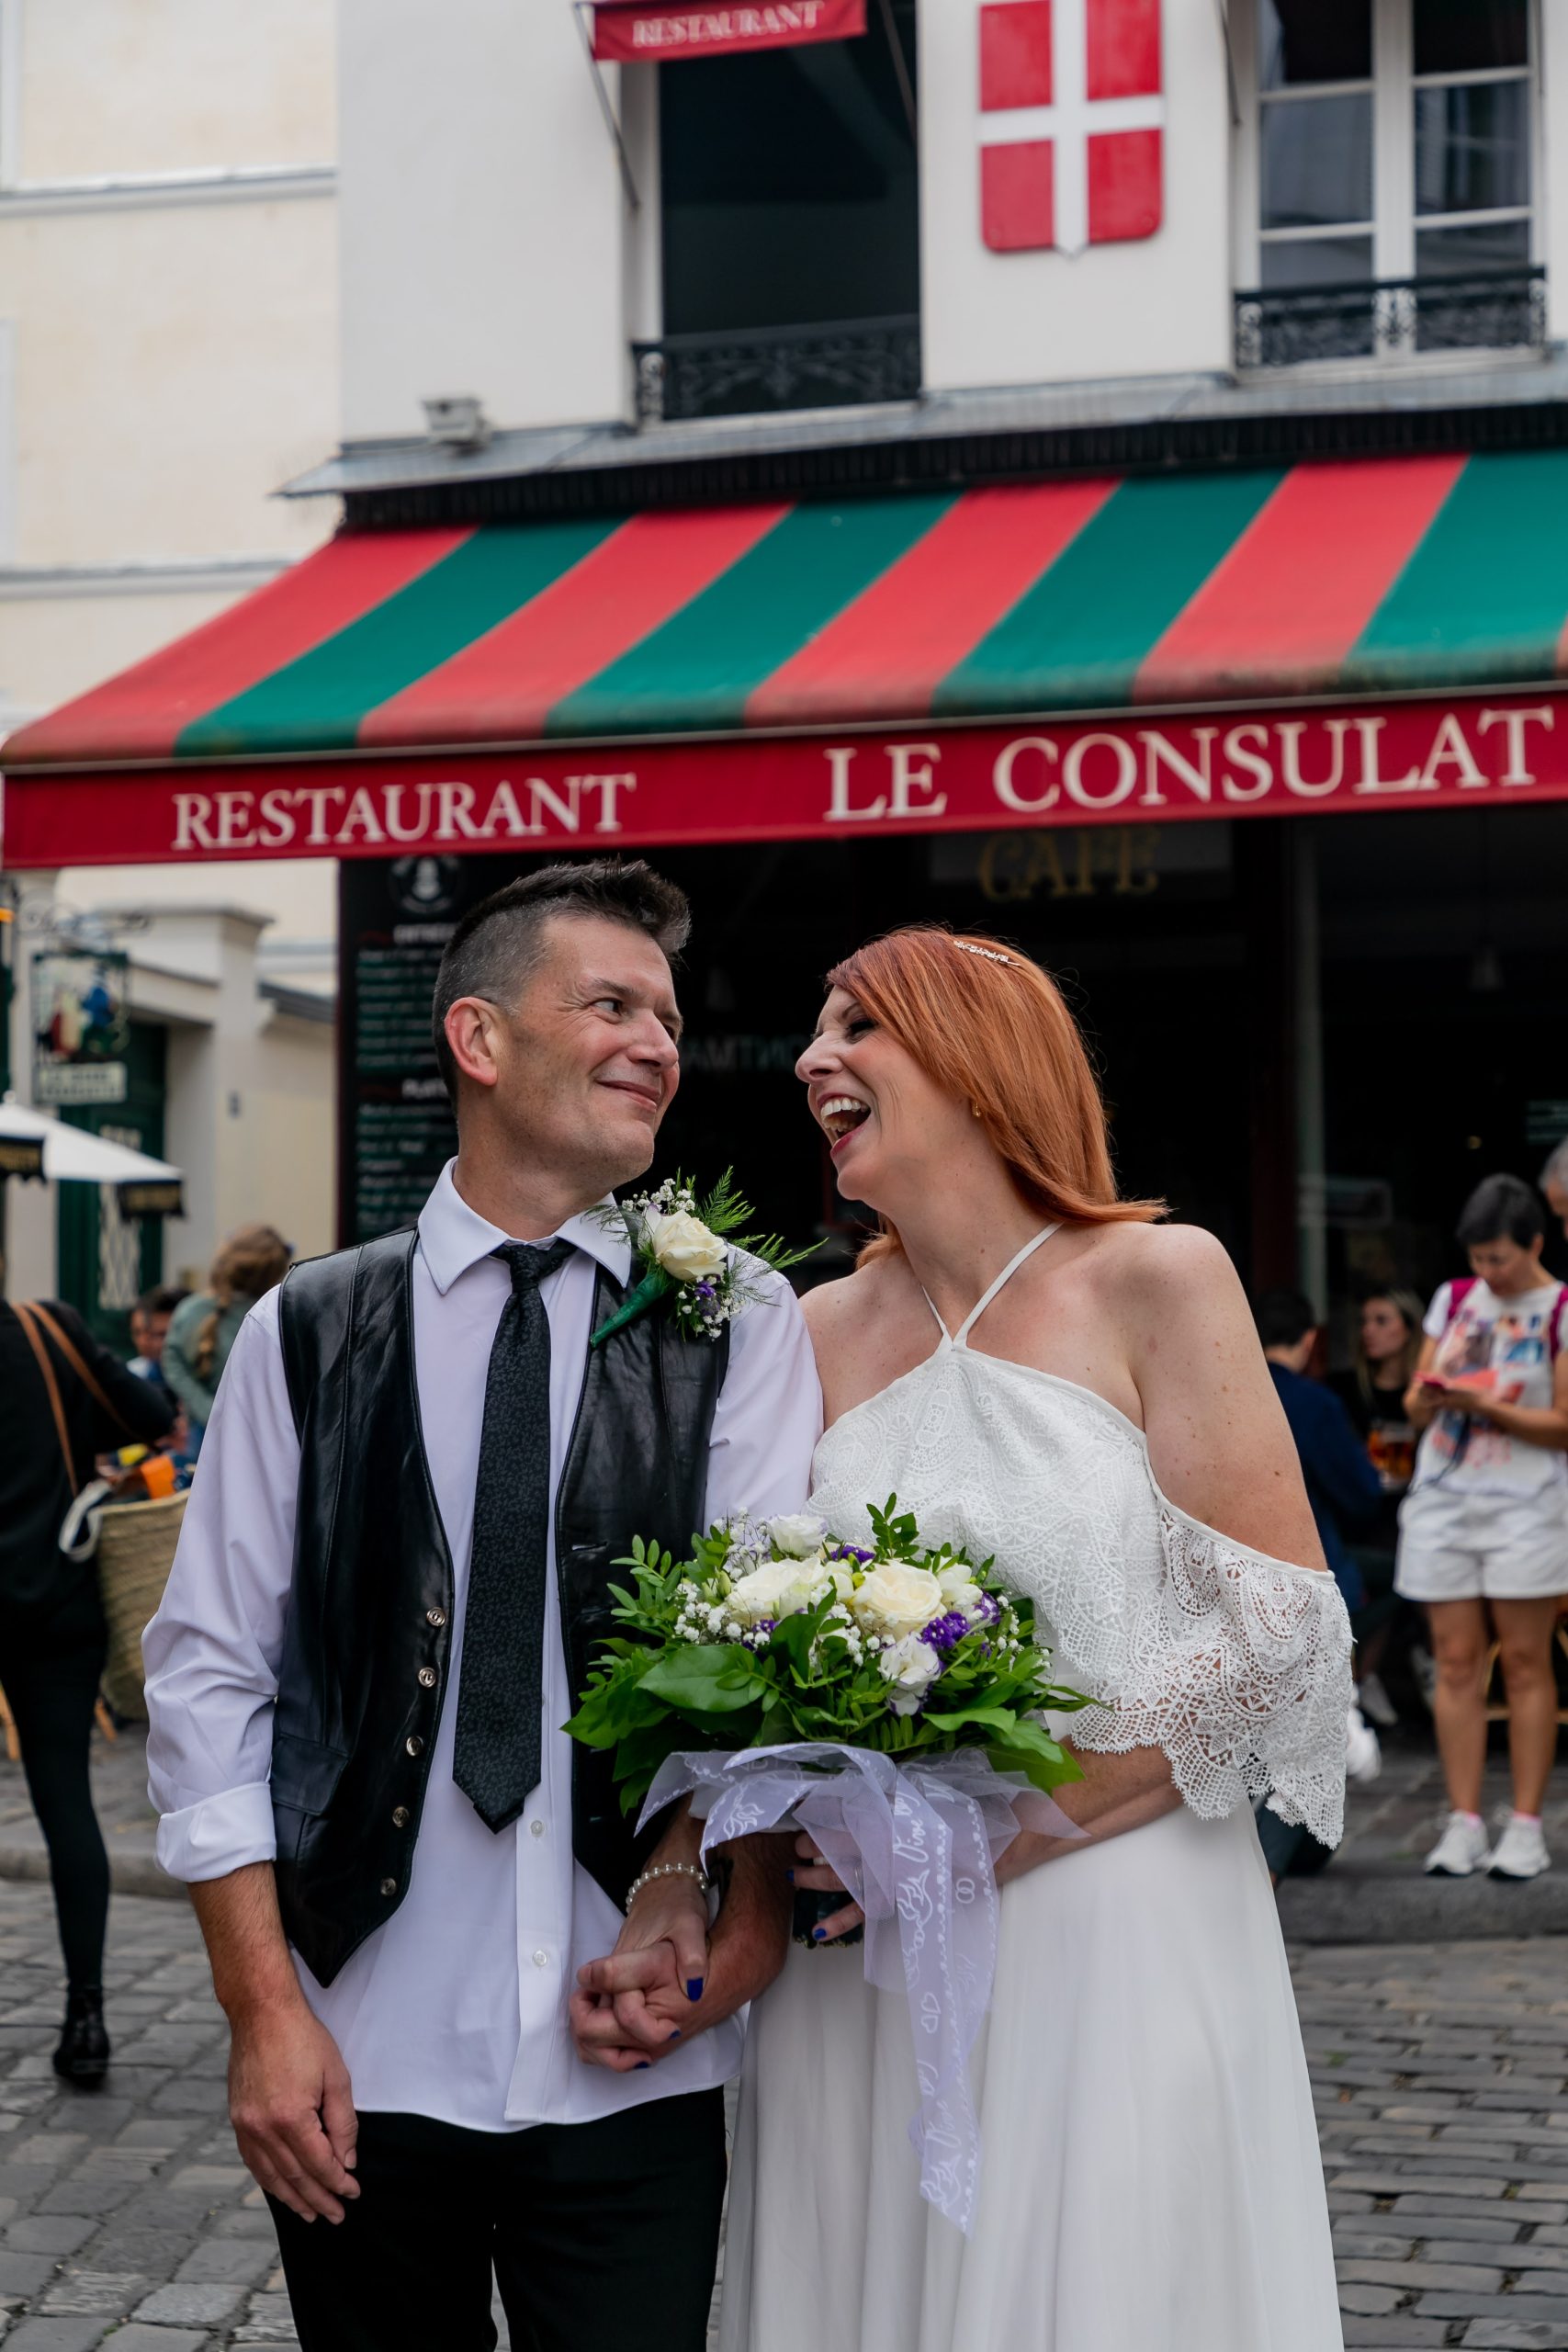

{"left": 6, "top": 0, "right": 1568, "bottom": 1331}
{"left": 0, "top": 0, "right": 340, "bottom": 1318}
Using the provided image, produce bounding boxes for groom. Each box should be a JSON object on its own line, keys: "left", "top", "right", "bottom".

{"left": 143, "top": 859, "right": 818, "bottom": 2351}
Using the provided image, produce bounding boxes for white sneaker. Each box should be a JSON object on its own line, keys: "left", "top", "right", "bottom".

{"left": 1424, "top": 1812, "right": 1492, "bottom": 1876}
{"left": 1346, "top": 1702, "right": 1382, "bottom": 1786}
{"left": 1488, "top": 1813, "right": 1551, "bottom": 1881}
{"left": 1358, "top": 1671, "right": 1399, "bottom": 1729}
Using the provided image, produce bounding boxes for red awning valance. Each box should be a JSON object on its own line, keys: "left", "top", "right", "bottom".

{"left": 592, "top": 0, "right": 865, "bottom": 62}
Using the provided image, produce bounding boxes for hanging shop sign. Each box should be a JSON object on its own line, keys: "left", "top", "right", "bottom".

{"left": 7, "top": 690, "right": 1567, "bottom": 871}
{"left": 0, "top": 1134, "right": 45, "bottom": 1180}
{"left": 32, "top": 951, "right": 130, "bottom": 1104}
{"left": 592, "top": 0, "right": 865, "bottom": 62}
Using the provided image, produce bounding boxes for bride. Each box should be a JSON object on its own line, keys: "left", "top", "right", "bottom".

{"left": 718, "top": 927, "right": 1349, "bottom": 2352}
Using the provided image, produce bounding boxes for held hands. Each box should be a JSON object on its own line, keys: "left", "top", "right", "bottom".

{"left": 226, "top": 1997, "right": 360, "bottom": 2225}
{"left": 570, "top": 1872, "right": 712, "bottom": 2072}
{"left": 571, "top": 1833, "right": 795, "bottom": 2068}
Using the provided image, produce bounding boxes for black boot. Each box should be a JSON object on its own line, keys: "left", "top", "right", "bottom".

{"left": 52, "top": 1988, "right": 109, "bottom": 2087}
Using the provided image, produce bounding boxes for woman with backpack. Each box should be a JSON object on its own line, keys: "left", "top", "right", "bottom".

{"left": 0, "top": 1289, "right": 174, "bottom": 2082}
{"left": 1398, "top": 1173, "right": 1568, "bottom": 1882}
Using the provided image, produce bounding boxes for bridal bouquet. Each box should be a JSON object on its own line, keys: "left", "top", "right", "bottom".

{"left": 567, "top": 1500, "right": 1090, "bottom": 2234}
{"left": 566, "top": 1498, "right": 1085, "bottom": 1804}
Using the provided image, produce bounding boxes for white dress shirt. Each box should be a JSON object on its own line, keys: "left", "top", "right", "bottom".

{"left": 143, "top": 1162, "right": 822, "bottom": 2132}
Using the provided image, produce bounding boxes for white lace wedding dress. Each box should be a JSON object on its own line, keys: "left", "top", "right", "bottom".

{"left": 719, "top": 1232, "right": 1350, "bottom": 2352}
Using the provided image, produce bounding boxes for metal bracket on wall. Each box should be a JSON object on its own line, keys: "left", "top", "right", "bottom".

{"left": 570, "top": 2, "right": 642, "bottom": 212}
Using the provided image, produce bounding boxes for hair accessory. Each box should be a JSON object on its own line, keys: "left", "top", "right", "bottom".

{"left": 953, "top": 940, "right": 1014, "bottom": 966}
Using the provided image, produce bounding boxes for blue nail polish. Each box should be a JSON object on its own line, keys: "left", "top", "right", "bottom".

{"left": 669, "top": 2029, "right": 682, "bottom": 2040}
{"left": 635, "top": 2061, "right": 650, "bottom": 2070}
{"left": 812, "top": 1926, "right": 827, "bottom": 1941}
{"left": 785, "top": 1868, "right": 795, "bottom": 1883}
{"left": 687, "top": 1977, "right": 704, "bottom": 2001}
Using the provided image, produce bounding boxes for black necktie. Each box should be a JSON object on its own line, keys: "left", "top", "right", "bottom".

{"left": 453, "top": 1238, "right": 573, "bottom": 1833}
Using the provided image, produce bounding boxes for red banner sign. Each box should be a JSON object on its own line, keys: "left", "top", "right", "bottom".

{"left": 592, "top": 0, "right": 865, "bottom": 63}
{"left": 5, "top": 691, "right": 1565, "bottom": 869}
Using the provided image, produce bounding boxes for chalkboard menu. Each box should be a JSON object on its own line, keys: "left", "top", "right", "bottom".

{"left": 339, "top": 857, "right": 463, "bottom": 1242}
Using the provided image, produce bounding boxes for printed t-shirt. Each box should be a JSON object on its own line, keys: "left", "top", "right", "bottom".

{"left": 1410, "top": 1279, "right": 1566, "bottom": 1501}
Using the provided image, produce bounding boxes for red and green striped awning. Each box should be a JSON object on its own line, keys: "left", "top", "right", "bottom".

{"left": 7, "top": 448, "right": 1568, "bottom": 867}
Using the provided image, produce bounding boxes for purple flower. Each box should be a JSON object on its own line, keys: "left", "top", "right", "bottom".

{"left": 924, "top": 1610, "right": 971, "bottom": 1655}
{"left": 829, "top": 1542, "right": 874, "bottom": 1565}
{"left": 695, "top": 1280, "right": 717, "bottom": 1299}
{"left": 973, "top": 1590, "right": 1001, "bottom": 1625}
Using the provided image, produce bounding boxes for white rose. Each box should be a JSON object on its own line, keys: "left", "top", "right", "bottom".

{"left": 727, "top": 1558, "right": 818, "bottom": 1626}
{"left": 769, "top": 1512, "right": 828, "bottom": 1559}
{"left": 878, "top": 1631, "right": 942, "bottom": 1715}
{"left": 644, "top": 1207, "right": 728, "bottom": 1283}
{"left": 851, "top": 1561, "right": 946, "bottom": 1640}
{"left": 936, "top": 1566, "right": 986, "bottom": 1618}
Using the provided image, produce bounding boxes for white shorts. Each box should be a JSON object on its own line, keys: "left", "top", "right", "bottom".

{"left": 1395, "top": 1481, "right": 1568, "bottom": 1603}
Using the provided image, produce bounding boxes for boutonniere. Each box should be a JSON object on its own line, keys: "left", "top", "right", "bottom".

{"left": 591, "top": 1170, "right": 818, "bottom": 1347}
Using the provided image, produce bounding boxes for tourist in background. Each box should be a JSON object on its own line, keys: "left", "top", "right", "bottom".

{"left": 1398, "top": 1174, "right": 1568, "bottom": 1883}
{"left": 163, "top": 1227, "right": 292, "bottom": 1449}
{"left": 126, "top": 1284, "right": 186, "bottom": 1389}
{"left": 1254, "top": 1288, "right": 1384, "bottom": 1882}
{"left": 1541, "top": 1139, "right": 1568, "bottom": 1249}
{"left": 1331, "top": 1288, "right": 1424, "bottom": 1730}
{"left": 0, "top": 1280, "right": 175, "bottom": 2082}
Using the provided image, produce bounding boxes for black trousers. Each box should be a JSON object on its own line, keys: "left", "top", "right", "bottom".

{"left": 269, "top": 2091, "right": 728, "bottom": 2352}
{"left": 0, "top": 1580, "right": 109, "bottom": 1994}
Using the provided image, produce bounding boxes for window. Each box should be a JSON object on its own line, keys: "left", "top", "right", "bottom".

{"left": 634, "top": 4, "right": 919, "bottom": 423}
{"left": 1239, "top": 0, "right": 1540, "bottom": 365}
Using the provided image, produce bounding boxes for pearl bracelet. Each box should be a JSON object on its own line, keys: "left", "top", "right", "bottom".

{"left": 624, "top": 1860, "right": 713, "bottom": 1916}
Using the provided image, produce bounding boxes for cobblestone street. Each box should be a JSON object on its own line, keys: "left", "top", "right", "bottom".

{"left": 5, "top": 1862, "right": 1568, "bottom": 2345}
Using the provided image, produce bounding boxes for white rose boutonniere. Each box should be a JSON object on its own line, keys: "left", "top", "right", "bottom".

{"left": 592, "top": 1168, "right": 818, "bottom": 1347}
{"left": 643, "top": 1207, "right": 729, "bottom": 1284}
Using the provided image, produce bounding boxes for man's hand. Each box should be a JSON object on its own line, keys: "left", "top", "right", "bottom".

{"left": 228, "top": 1997, "right": 360, "bottom": 2224}
{"left": 572, "top": 1834, "right": 793, "bottom": 2070}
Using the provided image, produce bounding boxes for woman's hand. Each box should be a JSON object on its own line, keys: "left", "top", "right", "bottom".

{"left": 791, "top": 1833, "right": 863, "bottom": 1943}
{"left": 570, "top": 1875, "right": 711, "bottom": 2072}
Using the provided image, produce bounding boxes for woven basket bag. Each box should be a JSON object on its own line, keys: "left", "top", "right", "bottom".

{"left": 94, "top": 1492, "right": 187, "bottom": 1721}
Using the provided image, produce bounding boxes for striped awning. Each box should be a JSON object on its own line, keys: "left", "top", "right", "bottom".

{"left": 6, "top": 448, "right": 1568, "bottom": 866}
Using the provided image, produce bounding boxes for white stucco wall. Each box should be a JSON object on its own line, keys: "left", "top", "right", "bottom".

{"left": 337, "top": 0, "right": 629, "bottom": 439}
{"left": 919, "top": 0, "right": 1233, "bottom": 393}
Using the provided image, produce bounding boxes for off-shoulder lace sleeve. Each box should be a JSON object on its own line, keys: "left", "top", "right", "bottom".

{"left": 1067, "top": 1502, "right": 1354, "bottom": 1847}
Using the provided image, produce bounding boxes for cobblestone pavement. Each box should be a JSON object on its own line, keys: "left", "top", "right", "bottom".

{"left": 7, "top": 1881, "right": 1568, "bottom": 2345}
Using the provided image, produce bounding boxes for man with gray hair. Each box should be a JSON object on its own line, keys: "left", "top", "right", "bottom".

{"left": 1541, "top": 1139, "right": 1568, "bottom": 1243}
{"left": 144, "top": 858, "right": 820, "bottom": 2351}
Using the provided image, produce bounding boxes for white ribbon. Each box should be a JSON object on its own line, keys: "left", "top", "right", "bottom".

{"left": 639, "top": 1741, "right": 1082, "bottom": 2234}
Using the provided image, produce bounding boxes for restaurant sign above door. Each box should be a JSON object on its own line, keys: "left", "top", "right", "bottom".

{"left": 6, "top": 691, "right": 1566, "bottom": 870}
{"left": 592, "top": 0, "right": 865, "bottom": 61}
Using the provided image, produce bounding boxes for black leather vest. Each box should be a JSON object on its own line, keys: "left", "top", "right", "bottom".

{"left": 273, "top": 1229, "right": 728, "bottom": 1987}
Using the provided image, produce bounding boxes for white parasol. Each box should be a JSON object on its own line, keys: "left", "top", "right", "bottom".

{"left": 0, "top": 1098, "right": 183, "bottom": 1209}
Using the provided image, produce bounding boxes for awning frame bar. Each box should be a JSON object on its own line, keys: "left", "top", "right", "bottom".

{"left": 570, "top": 2, "right": 642, "bottom": 212}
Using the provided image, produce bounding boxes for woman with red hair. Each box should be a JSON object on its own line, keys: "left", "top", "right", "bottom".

{"left": 719, "top": 929, "right": 1348, "bottom": 2352}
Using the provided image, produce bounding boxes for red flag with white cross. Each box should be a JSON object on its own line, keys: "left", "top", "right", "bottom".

{"left": 979, "top": 0, "right": 1164, "bottom": 254}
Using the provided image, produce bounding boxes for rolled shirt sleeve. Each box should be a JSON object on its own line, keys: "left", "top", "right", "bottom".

{"left": 143, "top": 1295, "right": 299, "bottom": 1882}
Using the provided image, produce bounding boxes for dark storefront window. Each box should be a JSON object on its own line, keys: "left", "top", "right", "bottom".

{"left": 340, "top": 806, "right": 1568, "bottom": 1341}
{"left": 1316, "top": 802, "right": 1568, "bottom": 1347}
{"left": 639, "top": 5, "right": 919, "bottom": 422}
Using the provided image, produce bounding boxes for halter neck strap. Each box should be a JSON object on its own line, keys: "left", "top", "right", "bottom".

{"left": 922, "top": 1224, "right": 1062, "bottom": 1348}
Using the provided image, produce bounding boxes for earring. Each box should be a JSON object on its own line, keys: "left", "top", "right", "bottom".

{"left": 971, "top": 1103, "right": 983, "bottom": 1119}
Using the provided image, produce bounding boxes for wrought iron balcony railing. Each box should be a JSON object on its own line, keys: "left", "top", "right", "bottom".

{"left": 1235, "top": 266, "right": 1547, "bottom": 371}
{"left": 633, "top": 314, "right": 921, "bottom": 424}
